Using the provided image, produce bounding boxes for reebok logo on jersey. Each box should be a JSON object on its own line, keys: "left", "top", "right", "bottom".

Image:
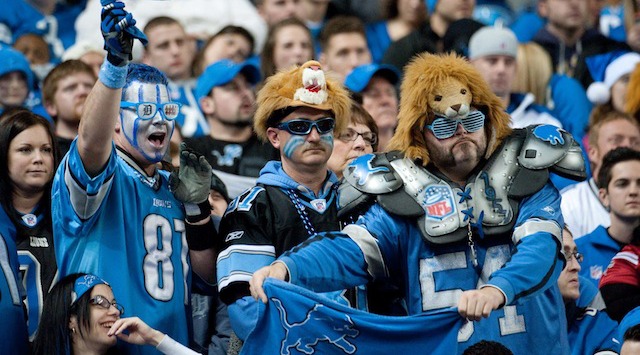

{"left": 225, "top": 231, "right": 244, "bottom": 242}
{"left": 29, "top": 236, "right": 49, "bottom": 248}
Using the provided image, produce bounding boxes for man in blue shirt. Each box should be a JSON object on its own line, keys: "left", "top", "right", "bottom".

{"left": 52, "top": 2, "right": 216, "bottom": 353}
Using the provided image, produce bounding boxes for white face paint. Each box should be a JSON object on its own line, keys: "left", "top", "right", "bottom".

{"left": 120, "top": 82, "right": 175, "bottom": 163}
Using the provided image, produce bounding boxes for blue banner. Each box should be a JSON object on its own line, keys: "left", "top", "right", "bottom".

{"left": 242, "top": 279, "right": 464, "bottom": 354}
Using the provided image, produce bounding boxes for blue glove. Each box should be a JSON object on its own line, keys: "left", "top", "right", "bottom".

{"left": 100, "top": 0, "right": 148, "bottom": 66}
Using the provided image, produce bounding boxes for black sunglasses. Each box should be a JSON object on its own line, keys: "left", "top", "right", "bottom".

{"left": 276, "top": 117, "right": 336, "bottom": 135}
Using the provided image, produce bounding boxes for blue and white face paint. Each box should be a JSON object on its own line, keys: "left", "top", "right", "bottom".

{"left": 120, "top": 82, "right": 175, "bottom": 163}
{"left": 283, "top": 135, "right": 306, "bottom": 159}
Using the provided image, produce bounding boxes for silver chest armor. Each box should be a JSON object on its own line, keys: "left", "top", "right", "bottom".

{"left": 339, "top": 125, "right": 587, "bottom": 245}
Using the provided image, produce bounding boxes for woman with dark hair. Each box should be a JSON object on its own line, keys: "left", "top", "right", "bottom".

{"left": 0, "top": 108, "right": 58, "bottom": 340}
{"left": 260, "top": 18, "right": 314, "bottom": 80}
{"left": 32, "top": 273, "right": 199, "bottom": 355}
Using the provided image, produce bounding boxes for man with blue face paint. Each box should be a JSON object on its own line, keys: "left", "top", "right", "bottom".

{"left": 51, "top": 2, "right": 217, "bottom": 354}
{"left": 215, "top": 60, "right": 352, "bottom": 340}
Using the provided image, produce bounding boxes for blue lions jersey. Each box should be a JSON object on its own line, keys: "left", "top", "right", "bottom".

{"left": 52, "top": 141, "right": 192, "bottom": 354}
{"left": 168, "top": 80, "right": 209, "bottom": 138}
{"left": 0, "top": 207, "right": 29, "bottom": 354}
{"left": 567, "top": 277, "right": 620, "bottom": 355}
{"left": 576, "top": 225, "right": 623, "bottom": 288}
{"left": 279, "top": 183, "right": 568, "bottom": 354}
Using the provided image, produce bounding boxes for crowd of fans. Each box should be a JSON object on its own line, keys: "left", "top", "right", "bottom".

{"left": 2, "top": 0, "right": 640, "bottom": 354}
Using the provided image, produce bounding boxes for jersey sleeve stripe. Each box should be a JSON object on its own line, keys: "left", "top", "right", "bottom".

{"left": 217, "top": 245, "right": 277, "bottom": 290}
{"left": 217, "top": 244, "right": 276, "bottom": 261}
{"left": 343, "top": 224, "right": 388, "bottom": 279}
{"left": 218, "top": 271, "right": 253, "bottom": 290}
{"left": 64, "top": 161, "right": 114, "bottom": 221}
{"left": 512, "top": 218, "right": 561, "bottom": 245}
{"left": 611, "top": 251, "right": 639, "bottom": 266}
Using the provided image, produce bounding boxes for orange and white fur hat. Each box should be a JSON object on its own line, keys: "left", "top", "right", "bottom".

{"left": 254, "top": 60, "right": 351, "bottom": 142}
{"left": 386, "top": 53, "right": 512, "bottom": 166}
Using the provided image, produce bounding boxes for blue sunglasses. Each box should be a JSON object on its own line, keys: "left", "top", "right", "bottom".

{"left": 425, "top": 110, "right": 485, "bottom": 139}
{"left": 276, "top": 117, "right": 336, "bottom": 135}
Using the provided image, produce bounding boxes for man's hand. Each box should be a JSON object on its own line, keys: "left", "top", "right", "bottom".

{"left": 457, "top": 287, "right": 505, "bottom": 321}
{"left": 170, "top": 142, "right": 212, "bottom": 204}
{"left": 249, "top": 262, "right": 289, "bottom": 303}
{"left": 100, "top": 0, "right": 147, "bottom": 66}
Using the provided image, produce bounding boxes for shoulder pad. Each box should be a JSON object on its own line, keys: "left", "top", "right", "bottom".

{"left": 516, "top": 125, "right": 586, "bottom": 181}
{"left": 342, "top": 152, "right": 404, "bottom": 194}
{"left": 339, "top": 151, "right": 423, "bottom": 219}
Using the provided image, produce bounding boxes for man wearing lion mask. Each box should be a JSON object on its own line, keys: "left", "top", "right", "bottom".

{"left": 250, "top": 53, "right": 588, "bottom": 353}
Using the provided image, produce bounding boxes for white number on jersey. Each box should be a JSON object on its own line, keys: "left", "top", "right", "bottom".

{"left": 419, "top": 245, "right": 526, "bottom": 342}
{"left": 142, "top": 214, "right": 187, "bottom": 302}
{"left": 226, "top": 186, "right": 264, "bottom": 214}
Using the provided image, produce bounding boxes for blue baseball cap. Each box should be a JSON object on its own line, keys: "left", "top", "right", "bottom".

{"left": 344, "top": 64, "right": 400, "bottom": 93}
{"left": 195, "top": 59, "right": 261, "bottom": 101}
{"left": 0, "top": 46, "right": 34, "bottom": 90}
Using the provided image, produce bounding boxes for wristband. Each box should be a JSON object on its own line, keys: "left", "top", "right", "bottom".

{"left": 184, "top": 201, "right": 212, "bottom": 223}
{"left": 185, "top": 220, "right": 217, "bottom": 251}
{"left": 99, "top": 59, "right": 128, "bottom": 89}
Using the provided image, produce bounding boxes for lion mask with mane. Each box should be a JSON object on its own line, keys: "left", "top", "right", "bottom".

{"left": 386, "top": 53, "right": 512, "bottom": 166}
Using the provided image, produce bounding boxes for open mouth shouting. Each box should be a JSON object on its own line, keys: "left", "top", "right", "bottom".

{"left": 148, "top": 131, "right": 167, "bottom": 149}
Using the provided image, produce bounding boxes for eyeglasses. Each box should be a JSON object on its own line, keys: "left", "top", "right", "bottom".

{"left": 338, "top": 128, "right": 378, "bottom": 146}
{"left": 120, "top": 101, "right": 182, "bottom": 121}
{"left": 425, "top": 110, "right": 485, "bottom": 140}
{"left": 89, "top": 295, "right": 125, "bottom": 315}
{"left": 564, "top": 251, "right": 584, "bottom": 263}
{"left": 276, "top": 117, "right": 335, "bottom": 135}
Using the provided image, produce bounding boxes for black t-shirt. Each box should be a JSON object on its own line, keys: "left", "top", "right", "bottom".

{"left": 184, "top": 135, "right": 279, "bottom": 177}
{"left": 56, "top": 136, "right": 73, "bottom": 160}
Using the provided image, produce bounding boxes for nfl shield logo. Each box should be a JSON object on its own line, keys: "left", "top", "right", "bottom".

{"left": 423, "top": 185, "right": 455, "bottom": 221}
{"left": 22, "top": 213, "right": 37, "bottom": 227}
{"left": 310, "top": 199, "right": 327, "bottom": 213}
{"left": 590, "top": 265, "right": 603, "bottom": 280}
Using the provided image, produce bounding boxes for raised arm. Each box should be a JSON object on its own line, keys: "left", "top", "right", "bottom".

{"left": 77, "top": 0, "right": 139, "bottom": 176}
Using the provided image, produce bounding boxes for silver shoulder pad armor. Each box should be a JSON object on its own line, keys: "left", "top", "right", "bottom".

{"left": 338, "top": 152, "right": 422, "bottom": 219}
{"left": 517, "top": 125, "right": 587, "bottom": 181}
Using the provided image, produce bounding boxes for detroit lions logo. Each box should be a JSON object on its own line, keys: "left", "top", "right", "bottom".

{"left": 348, "top": 154, "right": 389, "bottom": 186}
{"left": 271, "top": 297, "right": 359, "bottom": 354}
{"left": 212, "top": 144, "right": 243, "bottom": 166}
{"left": 533, "top": 125, "right": 565, "bottom": 146}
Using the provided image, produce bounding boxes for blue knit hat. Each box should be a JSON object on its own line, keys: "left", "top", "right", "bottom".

{"left": 0, "top": 46, "right": 35, "bottom": 89}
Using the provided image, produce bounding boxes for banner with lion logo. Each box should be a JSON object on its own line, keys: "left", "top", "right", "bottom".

{"left": 241, "top": 279, "right": 463, "bottom": 354}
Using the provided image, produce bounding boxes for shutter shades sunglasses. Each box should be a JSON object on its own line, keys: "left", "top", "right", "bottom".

{"left": 425, "top": 110, "right": 485, "bottom": 140}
